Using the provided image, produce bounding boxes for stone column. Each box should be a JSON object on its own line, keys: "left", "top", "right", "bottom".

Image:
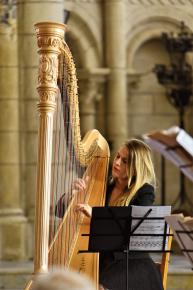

{"left": 0, "top": 8, "right": 27, "bottom": 260}
{"left": 79, "top": 79, "right": 97, "bottom": 136}
{"left": 126, "top": 70, "right": 143, "bottom": 137}
{"left": 17, "top": 0, "right": 64, "bottom": 258}
{"left": 79, "top": 73, "right": 106, "bottom": 137}
{"left": 104, "top": 0, "right": 128, "bottom": 153}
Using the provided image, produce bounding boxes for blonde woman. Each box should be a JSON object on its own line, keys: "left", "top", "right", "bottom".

{"left": 75, "top": 139, "right": 163, "bottom": 290}
{"left": 75, "top": 139, "right": 156, "bottom": 214}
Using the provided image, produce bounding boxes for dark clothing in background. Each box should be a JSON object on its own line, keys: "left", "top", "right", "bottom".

{"left": 99, "top": 183, "right": 164, "bottom": 290}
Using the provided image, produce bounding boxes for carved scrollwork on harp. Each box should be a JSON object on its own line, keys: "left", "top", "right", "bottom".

{"left": 38, "top": 91, "right": 57, "bottom": 104}
{"left": 37, "top": 37, "right": 62, "bottom": 50}
{"left": 38, "top": 55, "right": 58, "bottom": 86}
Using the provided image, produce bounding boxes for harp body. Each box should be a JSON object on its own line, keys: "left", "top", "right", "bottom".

{"left": 27, "top": 22, "right": 109, "bottom": 290}
{"left": 49, "top": 130, "right": 109, "bottom": 286}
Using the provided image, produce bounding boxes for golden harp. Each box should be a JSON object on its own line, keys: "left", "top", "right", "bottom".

{"left": 25, "top": 22, "right": 109, "bottom": 290}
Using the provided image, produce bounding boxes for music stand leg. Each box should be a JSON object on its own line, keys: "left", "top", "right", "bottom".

{"left": 126, "top": 245, "right": 129, "bottom": 290}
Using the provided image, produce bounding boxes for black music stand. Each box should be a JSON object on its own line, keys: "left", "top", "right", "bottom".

{"left": 81, "top": 206, "right": 171, "bottom": 290}
{"left": 88, "top": 207, "right": 132, "bottom": 253}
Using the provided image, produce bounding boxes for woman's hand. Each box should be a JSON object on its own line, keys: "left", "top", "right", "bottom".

{"left": 73, "top": 177, "right": 91, "bottom": 217}
{"left": 75, "top": 203, "right": 92, "bottom": 218}
{"left": 73, "top": 176, "right": 89, "bottom": 195}
{"left": 99, "top": 284, "right": 109, "bottom": 290}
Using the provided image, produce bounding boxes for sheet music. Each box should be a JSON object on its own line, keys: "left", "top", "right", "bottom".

{"left": 165, "top": 215, "right": 193, "bottom": 267}
{"left": 143, "top": 136, "right": 181, "bottom": 166}
{"left": 176, "top": 129, "right": 193, "bottom": 157}
{"left": 129, "top": 206, "right": 171, "bottom": 251}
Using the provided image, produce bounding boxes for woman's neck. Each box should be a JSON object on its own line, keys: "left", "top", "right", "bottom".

{"left": 114, "top": 178, "right": 128, "bottom": 191}
{"left": 109, "top": 178, "right": 128, "bottom": 206}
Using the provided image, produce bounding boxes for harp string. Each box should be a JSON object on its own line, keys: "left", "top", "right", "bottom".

{"left": 48, "top": 50, "right": 87, "bottom": 265}
{"left": 50, "top": 91, "right": 64, "bottom": 264}
{"left": 48, "top": 42, "right": 109, "bottom": 282}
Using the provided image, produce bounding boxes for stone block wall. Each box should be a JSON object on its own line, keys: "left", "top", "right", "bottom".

{"left": 0, "top": 0, "right": 193, "bottom": 262}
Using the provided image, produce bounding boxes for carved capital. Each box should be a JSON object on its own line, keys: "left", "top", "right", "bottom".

{"left": 79, "top": 78, "right": 105, "bottom": 105}
{"left": 127, "top": 69, "right": 150, "bottom": 89}
{"left": 35, "top": 22, "right": 66, "bottom": 114}
{"left": 0, "top": 0, "right": 16, "bottom": 26}
{"left": 77, "top": 68, "right": 109, "bottom": 106}
{"left": 38, "top": 90, "right": 57, "bottom": 104}
{"left": 37, "top": 36, "right": 62, "bottom": 51}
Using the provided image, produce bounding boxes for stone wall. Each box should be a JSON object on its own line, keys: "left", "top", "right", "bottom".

{"left": 0, "top": 0, "right": 193, "bottom": 261}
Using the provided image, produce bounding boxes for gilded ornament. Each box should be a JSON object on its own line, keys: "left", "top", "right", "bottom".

{"left": 39, "top": 91, "right": 56, "bottom": 103}
{"left": 38, "top": 55, "right": 58, "bottom": 85}
{"left": 37, "top": 37, "right": 62, "bottom": 50}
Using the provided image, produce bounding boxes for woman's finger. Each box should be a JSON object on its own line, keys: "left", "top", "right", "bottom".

{"left": 73, "top": 179, "right": 86, "bottom": 191}
{"left": 75, "top": 203, "right": 92, "bottom": 217}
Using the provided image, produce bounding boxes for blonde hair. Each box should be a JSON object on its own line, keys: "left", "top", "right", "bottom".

{"left": 32, "top": 268, "right": 95, "bottom": 290}
{"left": 115, "top": 139, "right": 156, "bottom": 206}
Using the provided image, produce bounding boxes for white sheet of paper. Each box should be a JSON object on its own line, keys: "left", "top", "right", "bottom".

{"left": 143, "top": 136, "right": 193, "bottom": 182}
{"left": 129, "top": 206, "right": 171, "bottom": 251}
{"left": 165, "top": 215, "right": 193, "bottom": 267}
{"left": 177, "top": 129, "right": 193, "bottom": 157}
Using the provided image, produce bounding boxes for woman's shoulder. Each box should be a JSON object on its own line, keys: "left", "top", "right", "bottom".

{"left": 137, "top": 183, "right": 155, "bottom": 195}
{"left": 130, "top": 183, "right": 155, "bottom": 206}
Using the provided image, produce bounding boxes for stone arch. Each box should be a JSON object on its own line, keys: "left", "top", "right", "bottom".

{"left": 126, "top": 11, "right": 193, "bottom": 70}
{"left": 125, "top": 8, "right": 193, "bottom": 210}
{"left": 64, "top": 8, "right": 102, "bottom": 68}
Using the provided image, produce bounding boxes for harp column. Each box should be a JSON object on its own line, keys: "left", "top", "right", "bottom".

{"left": 34, "top": 23, "right": 66, "bottom": 273}
{"left": 104, "top": 0, "right": 128, "bottom": 152}
{"left": 17, "top": 0, "right": 64, "bottom": 259}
